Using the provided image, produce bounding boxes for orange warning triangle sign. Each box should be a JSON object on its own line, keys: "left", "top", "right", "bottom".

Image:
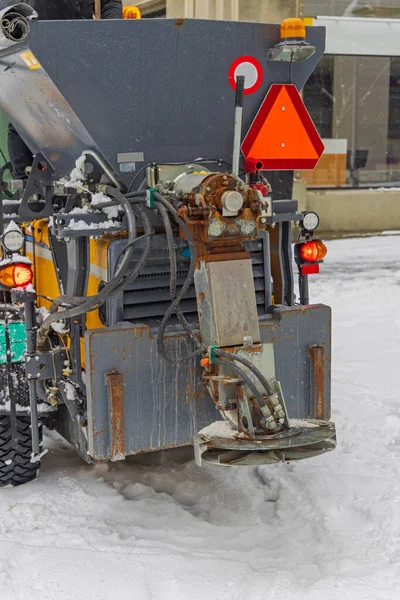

{"left": 241, "top": 84, "right": 324, "bottom": 170}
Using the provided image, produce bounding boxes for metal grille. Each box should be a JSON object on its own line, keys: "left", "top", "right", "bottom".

{"left": 106, "top": 235, "right": 270, "bottom": 326}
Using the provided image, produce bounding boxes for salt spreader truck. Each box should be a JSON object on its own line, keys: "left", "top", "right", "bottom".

{"left": 0, "top": 5, "right": 336, "bottom": 486}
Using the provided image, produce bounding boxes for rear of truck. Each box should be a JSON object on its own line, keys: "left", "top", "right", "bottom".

{"left": 0, "top": 7, "right": 335, "bottom": 485}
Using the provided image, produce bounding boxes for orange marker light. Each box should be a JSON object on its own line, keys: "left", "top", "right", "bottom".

{"left": 280, "top": 18, "right": 306, "bottom": 40}
{"left": 299, "top": 240, "right": 327, "bottom": 263}
{"left": 0, "top": 263, "right": 33, "bottom": 288}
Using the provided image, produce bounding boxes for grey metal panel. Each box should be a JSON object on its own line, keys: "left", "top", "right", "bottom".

{"left": 106, "top": 235, "right": 269, "bottom": 327}
{"left": 0, "top": 19, "right": 325, "bottom": 183}
{"left": 85, "top": 304, "right": 331, "bottom": 461}
{"left": 261, "top": 305, "right": 331, "bottom": 419}
{"left": 85, "top": 325, "right": 216, "bottom": 461}
{"left": 0, "top": 50, "right": 101, "bottom": 177}
{"left": 194, "top": 259, "right": 261, "bottom": 346}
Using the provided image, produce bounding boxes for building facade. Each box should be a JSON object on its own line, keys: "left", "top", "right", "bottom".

{"left": 127, "top": 0, "right": 400, "bottom": 233}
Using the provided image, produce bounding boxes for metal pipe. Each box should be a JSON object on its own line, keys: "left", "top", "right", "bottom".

{"left": 24, "top": 300, "right": 40, "bottom": 455}
{"left": 299, "top": 272, "right": 309, "bottom": 305}
{"left": 232, "top": 75, "right": 245, "bottom": 178}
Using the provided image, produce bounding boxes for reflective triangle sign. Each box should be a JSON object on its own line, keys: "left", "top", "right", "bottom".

{"left": 241, "top": 84, "right": 324, "bottom": 170}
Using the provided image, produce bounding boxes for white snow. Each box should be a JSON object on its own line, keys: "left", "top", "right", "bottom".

{"left": 67, "top": 218, "right": 119, "bottom": 231}
{"left": 0, "top": 253, "right": 32, "bottom": 267}
{"left": 1, "top": 235, "right": 400, "bottom": 599}
{"left": 3, "top": 220, "right": 22, "bottom": 234}
{"left": 199, "top": 420, "right": 238, "bottom": 438}
{"left": 58, "top": 155, "right": 86, "bottom": 188}
{"left": 51, "top": 321, "right": 68, "bottom": 335}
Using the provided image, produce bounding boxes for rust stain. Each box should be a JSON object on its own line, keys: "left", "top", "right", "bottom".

{"left": 175, "top": 18, "right": 185, "bottom": 26}
{"left": 95, "top": 427, "right": 107, "bottom": 437}
{"left": 106, "top": 369, "right": 125, "bottom": 459}
{"left": 310, "top": 345, "right": 325, "bottom": 420}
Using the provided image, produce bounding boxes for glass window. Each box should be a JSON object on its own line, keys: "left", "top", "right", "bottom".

{"left": 303, "top": 55, "right": 400, "bottom": 187}
{"left": 304, "top": 0, "right": 400, "bottom": 18}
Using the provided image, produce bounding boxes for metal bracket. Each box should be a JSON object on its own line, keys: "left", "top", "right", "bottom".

{"left": 146, "top": 187, "right": 157, "bottom": 208}
{"left": 25, "top": 348, "right": 67, "bottom": 381}
{"left": 208, "top": 344, "right": 219, "bottom": 365}
{"left": 19, "top": 153, "right": 55, "bottom": 221}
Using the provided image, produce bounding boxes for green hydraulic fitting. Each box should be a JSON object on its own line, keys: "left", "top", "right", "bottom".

{"left": 146, "top": 188, "right": 158, "bottom": 208}
{"left": 208, "top": 345, "right": 219, "bottom": 365}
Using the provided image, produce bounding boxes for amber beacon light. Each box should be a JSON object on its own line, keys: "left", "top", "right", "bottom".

{"left": 123, "top": 6, "right": 142, "bottom": 19}
{"left": 280, "top": 18, "right": 306, "bottom": 39}
{"left": 267, "top": 17, "right": 315, "bottom": 62}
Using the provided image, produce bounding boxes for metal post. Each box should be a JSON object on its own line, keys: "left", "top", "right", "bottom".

{"left": 24, "top": 300, "right": 40, "bottom": 455}
{"left": 298, "top": 272, "right": 309, "bottom": 305}
{"left": 232, "top": 75, "right": 245, "bottom": 178}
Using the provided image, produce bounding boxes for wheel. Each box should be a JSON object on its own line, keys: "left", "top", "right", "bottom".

{"left": 0, "top": 415, "right": 42, "bottom": 487}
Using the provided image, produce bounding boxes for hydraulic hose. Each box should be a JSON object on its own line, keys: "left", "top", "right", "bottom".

{"left": 153, "top": 192, "right": 205, "bottom": 363}
{"left": 215, "top": 349, "right": 274, "bottom": 397}
{"left": 156, "top": 201, "right": 200, "bottom": 348}
{"left": 103, "top": 203, "right": 153, "bottom": 300}
{"left": 215, "top": 358, "right": 265, "bottom": 409}
{"left": 37, "top": 187, "right": 143, "bottom": 349}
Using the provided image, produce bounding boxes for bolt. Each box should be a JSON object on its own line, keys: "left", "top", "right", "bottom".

{"left": 27, "top": 356, "right": 31, "bottom": 363}
{"left": 27, "top": 373, "right": 32, "bottom": 379}
{"left": 282, "top": 106, "right": 286, "bottom": 111}
{"left": 281, "top": 142, "right": 285, "bottom": 148}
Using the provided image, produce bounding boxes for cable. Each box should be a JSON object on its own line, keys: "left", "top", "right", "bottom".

{"left": 37, "top": 187, "right": 142, "bottom": 348}
{"left": 104, "top": 203, "right": 153, "bottom": 301}
{"left": 156, "top": 201, "right": 200, "bottom": 348}
{"left": 153, "top": 192, "right": 205, "bottom": 363}
{"left": 215, "top": 349, "right": 274, "bottom": 397}
{"left": 112, "top": 231, "right": 154, "bottom": 277}
{"left": 215, "top": 358, "right": 265, "bottom": 408}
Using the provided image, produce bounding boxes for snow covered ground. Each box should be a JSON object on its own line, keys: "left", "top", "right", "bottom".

{"left": 1, "top": 235, "right": 400, "bottom": 600}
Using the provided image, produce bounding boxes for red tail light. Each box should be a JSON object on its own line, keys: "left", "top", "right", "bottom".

{"left": 299, "top": 240, "right": 327, "bottom": 263}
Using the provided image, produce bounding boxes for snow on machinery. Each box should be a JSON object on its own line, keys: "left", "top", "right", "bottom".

{"left": 0, "top": 7, "right": 336, "bottom": 485}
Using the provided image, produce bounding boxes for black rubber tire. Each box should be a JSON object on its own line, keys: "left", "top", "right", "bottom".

{"left": 0, "top": 415, "right": 42, "bottom": 487}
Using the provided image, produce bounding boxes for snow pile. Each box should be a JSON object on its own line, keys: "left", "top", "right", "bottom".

{"left": 57, "top": 156, "right": 120, "bottom": 228}
{"left": 3, "top": 220, "right": 22, "bottom": 234}
{"left": 1, "top": 236, "right": 400, "bottom": 599}
{"left": 0, "top": 253, "right": 32, "bottom": 267}
{"left": 67, "top": 218, "right": 119, "bottom": 231}
{"left": 198, "top": 420, "right": 236, "bottom": 438}
{"left": 58, "top": 155, "right": 86, "bottom": 189}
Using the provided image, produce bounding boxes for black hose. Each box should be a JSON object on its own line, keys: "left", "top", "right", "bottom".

{"left": 215, "top": 358, "right": 265, "bottom": 408}
{"left": 156, "top": 201, "right": 200, "bottom": 348}
{"left": 215, "top": 349, "right": 274, "bottom": 397}
{"left": 153, "top": 193, "right": 205, "bottom": 363}
{"left": 112, "top": 231, "right": 154, "bottom": 277}
{"left": 37, "top": 188, "right": 142, "bottom": 348}
{"left": 104, "top": 204, "right": 153, "bottom": 300}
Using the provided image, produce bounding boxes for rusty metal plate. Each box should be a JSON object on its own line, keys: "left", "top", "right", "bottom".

{"left": 195, "top": 259, "right": 261, "bottom": 347}
{"left": 83, "top": 304, "right": 331, "bottom": 462}
{"left": 85, "top": 325, "right": 216, "bottom": 461}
